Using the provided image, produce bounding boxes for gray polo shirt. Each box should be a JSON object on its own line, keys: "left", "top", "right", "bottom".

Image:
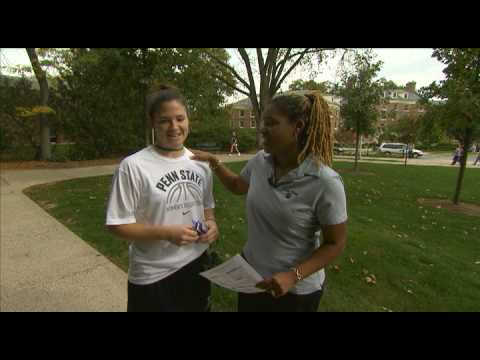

{"left": 240, "top": 151, "right": 347, "bottom": 295}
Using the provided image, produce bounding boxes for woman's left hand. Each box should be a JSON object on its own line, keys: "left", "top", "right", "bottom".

{"left": 256, "top": 271, "right": 298, "bottom": 298}
{"left": 197, "top": 220, "right": 219, "bottom": 245}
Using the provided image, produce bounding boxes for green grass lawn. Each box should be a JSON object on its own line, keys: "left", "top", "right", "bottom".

{"left": 24, "top": 161, "right": 480, "bottom": 312}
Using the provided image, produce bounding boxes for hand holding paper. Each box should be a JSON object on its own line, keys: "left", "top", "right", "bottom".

{"left": 200, "top": 254, "right": 265, "bottom": 294}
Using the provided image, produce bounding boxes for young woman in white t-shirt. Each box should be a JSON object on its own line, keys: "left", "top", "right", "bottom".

{"left": 106, "top": 85, "right": 219, "bottom": 312}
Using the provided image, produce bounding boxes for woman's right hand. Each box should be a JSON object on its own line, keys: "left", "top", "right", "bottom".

{"left": 165, "top": 224, "right": 199, "bottom": 246}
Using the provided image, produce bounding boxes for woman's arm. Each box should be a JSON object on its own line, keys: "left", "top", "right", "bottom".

{"left": 257, "top": 222, "right": 347, "bottom": 297}
{"left": 190, "top": 150, "right": 249, "bottom": 195}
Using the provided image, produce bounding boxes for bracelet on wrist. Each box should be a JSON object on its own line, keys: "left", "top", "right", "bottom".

{"left": 290, "top": 266, "right": 303, "bottom": 282}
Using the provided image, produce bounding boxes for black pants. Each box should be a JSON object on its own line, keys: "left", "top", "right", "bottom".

{"left": 127, "top": 252, "right": 211, "bottom": 312}
{"left": 238, "top": 288, "right": 323, "bottom": 312}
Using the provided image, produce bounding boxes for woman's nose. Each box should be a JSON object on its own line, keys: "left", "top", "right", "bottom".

{"left": 169, "top": 120, "right": 179, "bottom": 129}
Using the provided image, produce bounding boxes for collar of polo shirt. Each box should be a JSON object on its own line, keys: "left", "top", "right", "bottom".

{"left": 263, "top": 152, "right": 323, "bottom": 180}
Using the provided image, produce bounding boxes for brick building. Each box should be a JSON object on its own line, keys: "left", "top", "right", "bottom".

{"left": 378, "top": 81, "right": 425, "bottom": 129}
{"left": 227, "top": 90, "right": 342, "bottom": 131}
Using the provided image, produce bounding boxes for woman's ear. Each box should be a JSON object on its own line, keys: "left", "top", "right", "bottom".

{"left": 296, "top": 120, "right": 305, "bottom": 134}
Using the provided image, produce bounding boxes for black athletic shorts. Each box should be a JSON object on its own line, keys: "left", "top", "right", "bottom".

{"left": 127, "top": 251, "right": 211, "bottom": 312}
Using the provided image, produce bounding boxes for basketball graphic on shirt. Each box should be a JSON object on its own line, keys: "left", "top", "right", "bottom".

{"left": 166, "top": 181, "right": 202, "bottom": 204}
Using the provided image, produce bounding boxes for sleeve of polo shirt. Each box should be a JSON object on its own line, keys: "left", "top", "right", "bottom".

{"left": 105, "top": 164, "right": 141, "bottom": 225}
{"left": 316, "top": 174, "right": 348, "bottom": 226}
{"left": 239, "top": 154, "right": 257, "bottom": 185}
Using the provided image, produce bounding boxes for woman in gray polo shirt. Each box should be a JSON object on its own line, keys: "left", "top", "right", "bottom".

{"left": 192, "top": 92, "right": 347, "bottom": 312}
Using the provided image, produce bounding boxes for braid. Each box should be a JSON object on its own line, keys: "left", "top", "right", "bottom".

{"left": 298, "top": 92, "right": 333, "bottom": 167}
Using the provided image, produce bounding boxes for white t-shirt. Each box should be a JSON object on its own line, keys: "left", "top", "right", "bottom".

{"left": 106, "top": 146, "right": 215, "bottom": 285}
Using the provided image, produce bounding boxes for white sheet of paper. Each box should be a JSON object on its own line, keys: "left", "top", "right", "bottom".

{"left": 200, "top": 254, "right": 265, "bottom": 293}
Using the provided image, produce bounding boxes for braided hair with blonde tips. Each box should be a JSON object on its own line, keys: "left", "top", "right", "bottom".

{"left": 269, "top": 91, "right": 334, "bottom": 167}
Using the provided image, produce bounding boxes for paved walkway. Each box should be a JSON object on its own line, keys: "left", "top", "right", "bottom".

{"left": 335, "top": 154, "right": 480, "bottom": 168}
{"left": 0, "top": 154, "right": 253, "bottom": 312}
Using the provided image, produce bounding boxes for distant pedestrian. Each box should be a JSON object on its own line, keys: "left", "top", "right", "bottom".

{"left": 473, "top": 151, "right": 480, "bottom": 166}
{"left": 451, "top": 144, "right": 464, "bottom": 165}
{"left": 229, "top": 131, "right": 241, "bottom": 156}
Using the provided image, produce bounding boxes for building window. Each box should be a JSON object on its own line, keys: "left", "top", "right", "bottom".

{"left": 251, "top": 120, "right": 256, "bottom": 128}
{"left": 250, "top": 111, "right": 255, "bottom": 119}
{"left": 239, "top": 120, "right": 245, "bottom": 128}
{"left": 239, "top": 110, "right": 245, "bottom": 118}
{"left": 404, "top": 93, "right": 408, "bottom": 99}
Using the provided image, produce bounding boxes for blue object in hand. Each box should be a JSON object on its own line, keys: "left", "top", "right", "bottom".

{"left": 192, "top": 220, "right": 208, "bottom": 235}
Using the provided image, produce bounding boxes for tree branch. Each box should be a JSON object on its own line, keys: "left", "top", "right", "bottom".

{"left": 211, "top": 74, "right": 250, "bottom": 97}
{"left": 26, "top": 48, "right": 49, "bottom": 104}
{"left": 271, "top": 48, "right": 292, "bottom": 91}
{"left": 267, "top": 48, "right": 280, "bottom": 94}
{"left": 256, "top": 48, "right": 265, "bottom": 75}
{"left": 238, "top": 48, "right": 260, "bottom": 110}
{"left": 274, "top": 48, "right": 313, "bottom": 93}
{"left": 203, "top": 49, "right": 251, "bottom": 91}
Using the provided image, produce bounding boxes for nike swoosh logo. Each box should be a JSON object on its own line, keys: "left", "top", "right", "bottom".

{"left": 182, "top": 210, "right": 191, "bottom": 215}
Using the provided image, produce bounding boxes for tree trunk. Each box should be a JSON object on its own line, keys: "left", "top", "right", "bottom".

{"left": 252, "top": 95, "right": 267, "bottom": 150}
{"left": 26, "top": 48, "right": 51, "bottom": 160}
{"left": 354, "top": 127, "right": 360, "bottom": 172}
{"left": 453, "top": 128, "right": 473, "bottom": 205}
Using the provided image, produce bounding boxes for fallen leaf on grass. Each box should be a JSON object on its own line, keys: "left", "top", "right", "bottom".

{"left": 332, "top": 265, "right": 341, "bottom": 272}
{"left": 349, "top": 257, "right": 355, "bottom": 264}
{"left": 44, "top": 203, "right": 57, "bottom": 210}
{"left": 365, "top": 276, "right": 376, "bottom": 285}
{"left": 362, "top": 269, "right": 369, "bottom": 275}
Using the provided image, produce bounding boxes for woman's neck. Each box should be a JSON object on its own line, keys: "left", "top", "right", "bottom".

{"left": 153, "top": 144, "right": 185, "bottom": 158}
{"left": 273, "top": 149, "right": 299, "bottom": 170}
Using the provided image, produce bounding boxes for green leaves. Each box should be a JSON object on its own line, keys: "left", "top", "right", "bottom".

{"left": 15, "top": 105, "right": 56, "bottom": 118}
{"left": 337, "top": 50, "right": 384, "bottom": 136}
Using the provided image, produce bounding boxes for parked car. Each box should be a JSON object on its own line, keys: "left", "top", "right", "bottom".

{"left": 378, "top": 143, "right": 424, "bottom": 158}
{"left": 333, "top": 143, "right": 345, "bottom": 155}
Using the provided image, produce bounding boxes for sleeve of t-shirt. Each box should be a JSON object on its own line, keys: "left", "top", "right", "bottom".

{"left": 203, "top": 168, "right": 215, "bottom": 210}
{"left": 105, "top": 165, "right": 141, "bottom": 225}
{"left": 316, "top": 174, "right": 348, "bottom": 226}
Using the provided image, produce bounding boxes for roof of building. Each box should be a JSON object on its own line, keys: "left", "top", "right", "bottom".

{"left": 230, "top": 90, "right": 341, "bottom": 109}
